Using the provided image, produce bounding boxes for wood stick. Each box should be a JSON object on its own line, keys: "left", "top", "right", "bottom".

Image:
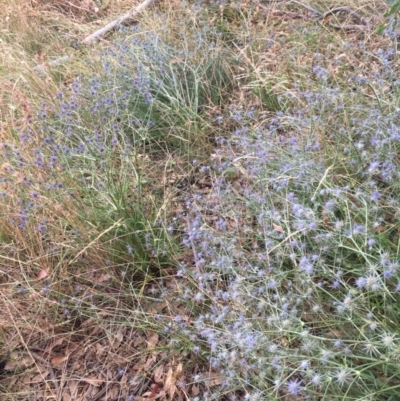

{"left": 82, "top": 0, "right": 158, "bottom": 45}
{"left": 33, "top": 1, "right": 161, "bottom": 73}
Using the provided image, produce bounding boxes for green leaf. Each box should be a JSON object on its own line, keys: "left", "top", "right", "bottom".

{"left": 376, "top": 23, "right": 386, "bottom": 35}
{"left": 385, "top": 1, "right": 400, "bottom": 17}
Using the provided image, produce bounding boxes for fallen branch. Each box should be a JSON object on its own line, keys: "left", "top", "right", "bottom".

{"left": 33, "top": 0, "right": 160, "bottom": 72}
{"left": 82, "top": 0, "right": 158, "bottom": 45}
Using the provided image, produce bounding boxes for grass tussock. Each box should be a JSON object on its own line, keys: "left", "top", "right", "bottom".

{"left": 2, "top": 0, "right": 400, "bottom": 400}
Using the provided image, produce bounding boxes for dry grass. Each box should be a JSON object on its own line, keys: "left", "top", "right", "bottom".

{"left": 0, "top": 2, "right": 223, "bottom": 399}
{"left": 0, "top": 0, "right": 398, "bottom": 400}
{"left": 0, "top": 0, "right": 143, "bottom": 137}
{"left": 0, "top": 1, "right": 165, "bottom": 400}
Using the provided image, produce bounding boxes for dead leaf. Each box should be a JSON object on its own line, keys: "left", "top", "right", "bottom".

{"left": 54, "top": 204, "right": 65, "bottom": 213}
{"left": 68, "top": 380, "right": 78, "bottom": 398}
{"left": 66, "top": 342, "right": 79, "bottom": 354}
{"left": 51, "top": 355, "right": 68, "bottom": 365}
{"left": 107, "top": 386, "right": 119, "bottom": 398}
{"left": 281, "top": 337, "right": 289, "bottom": 347}
{"left": 36, "top": 268, "right": 49, "bottom": 280}
{"left": 302, "top": 314, "right": 314, "bottom": 322}
{"left": 203, "top": 371, "right": 224, "bottom": 387}
{"left": 164, "top": 368, "right": 176, "bottom": 399}
{"left": 31, "top": 369, "right": 50, "bottom": 383}
{"left": 82, "top": 375, "right": 103, "bottom": 387}
{"left": 46, "top": 337, "right": 65, "bottom": 353}
{"left": 34, "top": 52, "right": 47, "bottom": 62}
{"left": 191, "top": 384, "right": 200, "bottom": 396}
{"left": 111, "top": 329, "right": 124, "bottom": 348}
{"left": 175, "top": 363, "right": 182, "bottom": 375}
{"left": 4, "top": 356, "right": 35, "bottom": 372}
{"left": 4, "top": 360, "right": 19, "bottom": 372}
{"left": 95, "top": 343, "right": 105, "bottom": 356}
{"left": 325, "top": 330, "right": 343, "bottom": 339}
{"left": 97, "top": 273, "right": 110, "bottom": 283}
{"left": 153, "top": 365, "right": 164, "bottom": 383}
{"left": 23, "top": 373, "right": 34, "bottom": 384}
{"left": 4, "top": 353, "right": 34, "bottom": 372}
{"left": 170, "top": 57, "right": 184, "bottom": 64}
{"left": 372, "top": 226, "right": 386, "bottom": 232}
{"left": 62, "top": 390, "right": 72, "bottom": 401}
{"left": 273, "top": 223, "right": 284, "bottom": 233}
{"left": 147, "top": 333, "right": 158, "bottom": 350}
{"left": 144, "top": 355, "right": 156, "bottom": 371}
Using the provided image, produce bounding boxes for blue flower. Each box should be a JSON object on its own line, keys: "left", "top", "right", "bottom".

{"left": 286, "top": 378, "right": 303, "bottom": 396}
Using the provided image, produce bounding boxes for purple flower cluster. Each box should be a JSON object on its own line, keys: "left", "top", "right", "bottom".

{"left": 167, "top": 33, "right": 400, "bottom": 398}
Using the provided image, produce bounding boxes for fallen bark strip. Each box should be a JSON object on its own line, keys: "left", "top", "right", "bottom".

{"left": 82, "top": 0, "right": 158, "bottom": 45}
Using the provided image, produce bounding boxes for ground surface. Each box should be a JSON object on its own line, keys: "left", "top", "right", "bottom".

{"left": 1, "top": 1, "right": 399, "bottom": 400}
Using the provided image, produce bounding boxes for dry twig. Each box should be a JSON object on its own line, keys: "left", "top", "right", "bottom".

{"left": 34, "top": 0, "right": 161, "bottom": 72}
{"left": 82, "top": 0, "right": 158, "bottom": 45}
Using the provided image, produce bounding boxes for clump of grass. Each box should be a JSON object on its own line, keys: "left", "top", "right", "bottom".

{"left": 0, "top": 7, "right": 240, "bottom": 276}
{"left": 0, "top": 10, "right": 243, "bottom": 393}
